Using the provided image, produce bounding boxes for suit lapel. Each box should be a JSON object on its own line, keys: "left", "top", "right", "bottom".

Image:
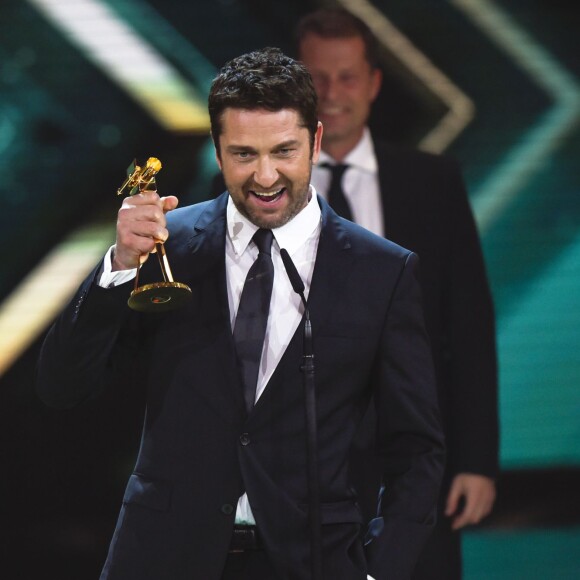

{"left": 374, "top": 139, "right": 395, "bottom": 237}
{"left": 307, "top": 197, "right": 356, "bottom": 337}
{"left": 186, "top": 192, "right": 231, "bottom": 325}
{"left": 183, "top": 193, "right": 247, "bottom": 417}
{"left": 374, "top": 139, "right": 418, "bottom": 243}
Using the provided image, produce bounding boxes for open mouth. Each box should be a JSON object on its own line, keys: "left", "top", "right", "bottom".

{"left": 250, "top": 187, "right": 286, "bottom": 203}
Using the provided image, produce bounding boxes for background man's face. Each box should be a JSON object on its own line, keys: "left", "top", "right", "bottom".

{"left": 299, "top": 34, "right": 381, "bottom": 155}
{"left": 217, "top": 108, "right": 322, "bottom": 229}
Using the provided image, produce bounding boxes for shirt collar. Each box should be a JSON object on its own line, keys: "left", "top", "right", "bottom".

{"left": 317, "top": 127, "right": 377, "bottom": 173}
{"left": 227, "top": 184, "right": 321, "bottom": 257}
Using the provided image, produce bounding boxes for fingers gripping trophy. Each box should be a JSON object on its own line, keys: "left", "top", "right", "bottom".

{"left": 117, "top": 157, "right": 192, "bottom": 312}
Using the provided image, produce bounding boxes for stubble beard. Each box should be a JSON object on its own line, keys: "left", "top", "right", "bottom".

{"left": 226, "top": 169, "right": 313, "bottom": 230}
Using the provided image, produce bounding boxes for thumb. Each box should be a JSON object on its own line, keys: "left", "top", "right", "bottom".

{"left": 445, "top": 480, "right": 462, "bottom": 516}
{"left": 161, "top": 195, "right": 179, "bottom": 213}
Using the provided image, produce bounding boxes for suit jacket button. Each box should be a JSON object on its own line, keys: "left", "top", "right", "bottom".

{"left": 221, "top": 503, "right": 234, "bottom": 515}
{"left": 239, "top": 433, "right": 251, "bottom": 446}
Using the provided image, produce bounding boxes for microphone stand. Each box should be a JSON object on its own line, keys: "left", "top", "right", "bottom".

{"left": 280, "top": 249, "right": 322, "bottom": 580}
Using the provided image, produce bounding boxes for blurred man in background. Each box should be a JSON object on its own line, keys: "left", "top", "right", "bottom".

{"left": 296, "top": 9, "right": 498, "bottom": 579}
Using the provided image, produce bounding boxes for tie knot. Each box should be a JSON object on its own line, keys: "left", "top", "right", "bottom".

{"left": 321, "top": 162, "right": 349, "bottom": 180}
{"left": 252, "top": 228, "right": 273, "bottom": 255}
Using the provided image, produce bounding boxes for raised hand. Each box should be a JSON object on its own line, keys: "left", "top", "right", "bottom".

{"left": 112, "top": 191, "right": 178, "bottom": 271}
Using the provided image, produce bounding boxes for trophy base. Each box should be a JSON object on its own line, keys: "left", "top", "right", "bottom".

{"left": 128, "top": 282, "right": 192, "bottom": 312}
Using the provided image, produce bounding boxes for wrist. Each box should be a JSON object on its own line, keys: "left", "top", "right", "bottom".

{"left": 111, "top": 246, "right": 137, "bottom": 272}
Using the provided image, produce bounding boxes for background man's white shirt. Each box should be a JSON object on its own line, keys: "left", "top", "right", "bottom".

{"left": 311, "top": 127, "right": 384, "bottom": 237}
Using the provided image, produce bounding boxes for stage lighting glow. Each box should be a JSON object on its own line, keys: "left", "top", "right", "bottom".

{"left": 452, "top": 0, "right": 580, "bottom": 232}
{"left": 0, "top": 223, "right": 115, "bottom": 376}
{"left": 26, "top": 0, "right": 209, "bottom": 133}
{"left": 337, "top": 0, "right": 476, "bottom": 154}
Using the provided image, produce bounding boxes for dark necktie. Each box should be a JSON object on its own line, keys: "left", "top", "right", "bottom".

{"left": 233, "top": 229, "right": 275, "bottom": 413}
{"left": 321, "top": 163, "right": 353, "bottom": 221}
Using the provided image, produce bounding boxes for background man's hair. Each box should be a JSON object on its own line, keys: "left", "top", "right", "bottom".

{"left": 208, "top": 47, "right": 318, "bottom": 156}
{"left": 295, "top": 8, "right": 379, "bottom": 69}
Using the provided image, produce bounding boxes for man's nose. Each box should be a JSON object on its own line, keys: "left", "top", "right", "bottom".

{"left": 254, "top": 158, "right": 279, "bottom": 189}
{"left": 319, "top": 77, "right": 339, "bottom": 102}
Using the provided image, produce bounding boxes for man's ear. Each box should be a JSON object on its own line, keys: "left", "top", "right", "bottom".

{"left": 311, "top": 122, "right": 324, "bottom": 164}
{"left": 370, "top": 68, "right": 383, "bottom": 103}
{"left": 214, "top": 145, "right": 223, "bottom": 171}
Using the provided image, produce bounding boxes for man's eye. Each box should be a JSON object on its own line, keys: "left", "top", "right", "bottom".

{"left": 340, "top": 73, "right": 357, "bottom": 84}
{"left": 277, "top": 148, "right": 293, "bottom": 156}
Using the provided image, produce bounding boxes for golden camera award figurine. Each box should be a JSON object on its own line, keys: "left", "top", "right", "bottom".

{"left": 117, "top": 157, "right": 192, "bottom": 312}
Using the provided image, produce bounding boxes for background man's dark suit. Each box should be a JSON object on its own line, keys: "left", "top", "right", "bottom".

{"left": 346, "top": 141, "right": 498, "bottom": 576}
{"left": 37, "top": 192, "right": 445, "bottom": 580}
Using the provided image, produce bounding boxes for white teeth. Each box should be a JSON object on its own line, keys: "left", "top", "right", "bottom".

{"left": 254, "top": 188, "right": 283, "bottom": 197}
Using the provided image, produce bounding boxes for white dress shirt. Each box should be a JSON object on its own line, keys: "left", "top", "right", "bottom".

{"left": 311, "top": 127, "right": 384, "bottom": 237}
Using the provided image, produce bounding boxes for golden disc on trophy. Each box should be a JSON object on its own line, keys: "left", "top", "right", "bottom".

{"left": 128, "top": 282, "right": 192, "bottom": 312}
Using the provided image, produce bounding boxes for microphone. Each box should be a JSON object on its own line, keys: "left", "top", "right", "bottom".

{"left": 280, "top": 249, "right": 306, "bottom": 307}
{"left": 280, "top": 248, "right": 311, "bottom": 353}
{"left": 279, "top": 248, "right": 321, "bottom": 579}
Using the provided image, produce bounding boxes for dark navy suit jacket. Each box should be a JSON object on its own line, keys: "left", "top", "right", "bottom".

{"left": 37, "top": 193, "right": 445, "bottom": 580}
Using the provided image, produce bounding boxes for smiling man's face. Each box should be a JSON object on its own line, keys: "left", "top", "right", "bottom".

{"left": 217, "top": 107, "right": 322, "bottom": 229}
{"left": 299, "top": 33, "right": 381, "bottom": 159}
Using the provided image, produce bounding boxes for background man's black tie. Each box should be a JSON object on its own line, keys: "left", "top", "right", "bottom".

{"left": 233, "top": 229, "right": 274, "bottom": 413}
{"left": 322, "top": 163, "right": 353, "bottom": 221}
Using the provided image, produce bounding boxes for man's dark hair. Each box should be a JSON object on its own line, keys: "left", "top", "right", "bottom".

{"left": 208, "top": 47, "right": 318, "bottom": 157}
{"left": 295, "top": 8, "right": 379, "bottom": 69}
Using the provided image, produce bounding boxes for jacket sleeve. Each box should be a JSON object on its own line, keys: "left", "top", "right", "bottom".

{"left": 365, "top": 252, "right": 446, "bottom": 580}
{"left": 445, "top": 164, "right": 499, "bottom": 478}
{"left": 36, "top": 261, "right": 137, "bottom": 409}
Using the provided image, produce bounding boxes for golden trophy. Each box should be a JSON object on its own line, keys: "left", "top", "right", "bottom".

{"left": 117, "top": 157, "right": 192, "bottom": 312}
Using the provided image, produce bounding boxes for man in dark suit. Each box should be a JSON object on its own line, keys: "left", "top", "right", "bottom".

{"left": 37, "top": 47, "right": 444, "bottom": 580}
{"left": 296, "top": 9, "right": 498, "bottom": 580}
